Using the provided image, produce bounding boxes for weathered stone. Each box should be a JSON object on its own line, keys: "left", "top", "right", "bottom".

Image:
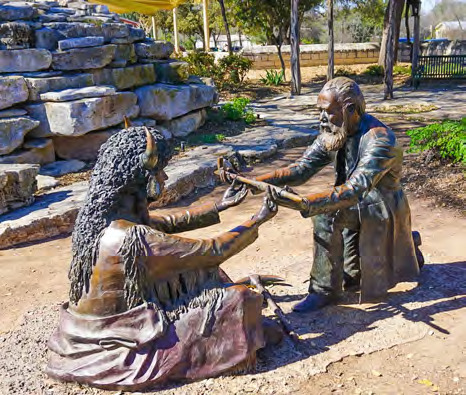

{"left": 68, "top": 2, "right": 90, "bottom": 10}
{"left": 40, "top": 159, "right": 86, "bottom": 176}
{"left": 108, "top": 60, "right": 127, "bottom": 68}
{"left": 28, "top": 92, "right": 139, "bottom": 137}
{"left": 135, "top": 40, "right": 174, "bottom": 60}
{"left": 44, "top": 22, "right": 103, "bottom": 38}
{"left": 94, "top": 4, "right": 109, "bottom": 14}
{"left": 113, "top": 43, "right": 136, "bottom": 64}
{"left": 36, "top": 174, "right": 59, "bottom": 190}
{"left": 25, "top": 73, "right": 94, "bottom": 101}
{"left": 58, "top": 36, "right": 104, "bottom": 51}
{"left": 39, "top": 13, "right": 68, "bottom": 23}
{"left": 0, "top": 48, "right": 52, "bottom": 72}
{"left": 40, "top": 86, "right": 116, "bottom": 102}
{"left": 128, "top": 27, "right": 145, "bottom": 42}
{"left": 0, "top": 76, "right": 29, "bottom": 110}
{"left": 131, "top": 118, "right": 157, "bottom": 128}
{"left": 67, "top": 15, "right": 114, "bottom": 24}
{"left": 0, "top": 181, "right": 87, "bottom": 248}
{"left": 0, "top": 117, "right": 40, "bottom": 155}
{"left": 0, "top": 108, "right": 27, "bottom": 118}
{"left": 135, "top": 83, "right": 216, "bottom": 120}
{"left": 35, "top": 27, "right": 59, "bottom": 50}
{"left": 22, "top": 70, "right": 62, "bottom": 78}
{"left": 0, "top": 138, "right": 55, "bottom": 165}
{"left": 0, "top": 4, "right": 34, "bottom": 21}
{"left": 51, "top": 44, "right": 116, "bottom": 70}
{"left": 102, "top": 23, "right": 129, "bottom": 42}
{"left": 49, "top": 6, "right": 75, "bottom": 14}
{"left": 159, "top": 109, "right": 207, "bottom": 138}
{"left": 53, "top": 128, "right": 119, "bottom": 160}
{"left": 0, "top": 164, "right": 39, "bottom": 216}
{"left": 0, "top": 22, "right": 34, "bottom": 49}
{"left": 154, "top": 60, "right": 189, "bottom": 83}
{"left": 90, "top": 64, "right": 156, "bottom": 90}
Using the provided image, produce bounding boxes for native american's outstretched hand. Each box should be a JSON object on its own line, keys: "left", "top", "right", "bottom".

{"left": 270, "top": 185, "right": 310, "bottom": 212}
{"left": 216, "top": 180, "right": 249, "bottom": 212}
{"left": 252, "top": 187, "right": 278, "bottom": 225}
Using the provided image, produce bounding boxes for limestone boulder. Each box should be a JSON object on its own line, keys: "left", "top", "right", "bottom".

{"left": 0, "top": 164, "right": 39, "bottom": 216}
{"left": 0, "top": 76, "right": 29, "bottom": 110}
{"left": 53, "top": 128, "right": 119, "bottom": 161}
{"left": 128, "top": 27, "right": 145, "bottom": 42}
{"left": 154, "top": 60, "right": 189, "bottom": 84}
{"left": 27, "top": 92, "right": 139, "bottom": 137}
{"left": 102, "top": 23, "right": 129, "bottom": 42}
{"left": 51, "top": 44, "right": 116, "bottom": 70}
{"left": 0, "top": 48, "right": 52, "bottom": 72}
{"left": 36, "top": 175, "right": 59, "bottom": 190}
{"left": 0, "top": 22, "right": 34, "bottom": 49}
{"left": 58, "top": 36, "right": 104, "bottom": 51}
{"left": 0, "top": 108, "right": 27, "bottom": 118}
{"left": 135, "top": 83, "right": 216, "bottom": 120}
{"left": 44, "top": 22, "right": 103, "bottom": 38}
{"left": 0, "top": 117, "right": 40, "bottom": 155}
{"left": 0, "top": 4, "right": 34, "bottom": 21}
{"left": 40, "top": 86, "right": 116, "bottom": 102}
{"left": 113, "top": 43, "right": 137, "bottom": 64}
{"left": 40, "top": 160, "right": 86, "bottom": 177}
{"left": 159, "top": 109, "right": 207, "bottom": 138}
{"left": 90, "top": 64, "right": 156, "bottom": 90}
{"left": 35, "top": 27, "right": 60, "bottom": 50}
{"left": 135, "top": 40, "right": 174, "bottom": 60}
{"left": 0, "top": 138, "right": 55, "bottom": 165}
{"left": 25, "top": 73, "right": 94, "bottom": 101}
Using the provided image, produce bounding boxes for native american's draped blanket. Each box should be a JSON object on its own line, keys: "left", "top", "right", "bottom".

{"left": 47, "top": 286, "right": 264, "bottom": 391}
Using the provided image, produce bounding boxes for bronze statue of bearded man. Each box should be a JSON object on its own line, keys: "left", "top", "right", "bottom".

{"left": 46, "top": 126, "right": 278, "bottom": 391}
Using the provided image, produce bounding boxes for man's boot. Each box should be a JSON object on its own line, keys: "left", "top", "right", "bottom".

{"left": 292, "top": 292, "right": 334, "bottom": 313}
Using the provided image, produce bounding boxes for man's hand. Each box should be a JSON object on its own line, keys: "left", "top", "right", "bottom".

{"left": 216, "top": 180, "right": 249, "bottom": 212}
{"left": 252, "top": 187, "right": 278, "bottom": 225}
{"left": 270, "top": 186, "right": 310, "bottom": 212}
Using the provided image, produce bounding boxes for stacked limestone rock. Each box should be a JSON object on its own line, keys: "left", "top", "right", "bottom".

{"left": 0, "top": 0, "right": 217, "bottom": 168}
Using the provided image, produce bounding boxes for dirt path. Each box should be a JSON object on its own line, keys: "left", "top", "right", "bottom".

{"left": 0, "top": 147, "right": 465, "bottom": 395}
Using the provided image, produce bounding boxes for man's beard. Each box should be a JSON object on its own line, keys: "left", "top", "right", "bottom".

{"left": 320, "top": 112, "right": 349, "bottom": 151}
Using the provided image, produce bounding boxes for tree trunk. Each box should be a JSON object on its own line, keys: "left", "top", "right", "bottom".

{"left": 379, "top": 0, "right": 405, "bottom": 66}
{"left": 411, "top": 2, "right": 421, "bottom": 85}
{"left": 405, "top": 0, "right": 412, "bottom": 60}
{"left": 217, "top": 0, "right": 233, "bottom": 55}
{"left": 327, "top": 0, "right": 334, "bottom": 81}
{"left": 384, "top": 0, "right": 396, "bottom": 100}
{"left": 291, "top": 0, "right": 301, "bottom": 95}
{"left": 276, "top": 43, "right": 286, "bottom": 79}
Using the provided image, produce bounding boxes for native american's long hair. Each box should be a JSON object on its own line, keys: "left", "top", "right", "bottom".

{"left": 68, "top": 127, "right": 171, "bottom": 305}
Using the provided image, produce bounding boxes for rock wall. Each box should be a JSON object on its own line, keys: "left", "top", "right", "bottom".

{"left": 242, "top": 43, "right": 380, "bottom": 70}
{"left": 0, "top": 0, "right": 217, "bottom": 168}
{"left": 399, "top": 40, "right": 466, "bottom": 62}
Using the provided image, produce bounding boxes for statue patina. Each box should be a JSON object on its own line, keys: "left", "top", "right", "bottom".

{"left": 247, "top": 77, "right": 423, "bottom": 312}
{"left": 46, "top": 126, "right": 278, "bottom": 391}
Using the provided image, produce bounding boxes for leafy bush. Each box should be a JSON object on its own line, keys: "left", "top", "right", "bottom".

{"left": 393, "top": 64, "right": 412, "bottom": 75}
{"left": 335, "top": 67, "right": 353, "bottom": 77}
{"left": 364, "top": 64, "right": 384, "bottom": 76}
{"left": 260, "top": 69, "right": 285, "bottom": 86}
{"left": 407, "top": 118, "right": 466, "bottom": 163}
{"left": 217, "top": 54, "right": 253, "bottom": 87}
{"left": 187, "top": 133, "right": 226, "bottom": 145}
{"left": 221, "top": 97, "right": 255, "bottom": 124}
{"left": 183, "top": 51, "right": 252, "bottom": 90}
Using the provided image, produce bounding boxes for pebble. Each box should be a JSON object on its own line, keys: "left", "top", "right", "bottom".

{"left": 371, "top": 370, "right": 383, "bottom": 377}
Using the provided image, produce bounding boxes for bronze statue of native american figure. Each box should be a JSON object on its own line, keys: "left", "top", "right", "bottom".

{"left": 46, "top": 126, "right": 278, "bottom": 391}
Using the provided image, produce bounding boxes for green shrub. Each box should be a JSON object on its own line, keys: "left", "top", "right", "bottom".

{"left": 183, "top": 51, "right": 216, "bottom": 78}
{"left": 407, "top": 118, "right": 466, "bottom": 163}
{"left": 364, "top": 64, "right": 384, "bottom": 76}
{"left": 187, "top": 133, "right": 226, "bottom": 145}
{"left": 335, "top": 67, "right": 352, "bottom": 77}
{"left": 217, "top": 54, "right": 253, "bottom": 87}
{"left": 221, "top": 97, "right": 255, "bottom": 124}
{"left": 260, "top": 69, "right": 285, "bottom": 86}
{"left": 393, "top": 64, "right": 412, "bottom": 75}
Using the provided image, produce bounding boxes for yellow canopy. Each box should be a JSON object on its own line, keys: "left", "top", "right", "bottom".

{"left": 90, "top": 0, "right": 197, "bottom": 14}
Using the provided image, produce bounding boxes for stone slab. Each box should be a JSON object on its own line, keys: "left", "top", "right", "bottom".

{"left": 53, "top": 128, "right": 119, "bottom": 160}
{"left": 135, "top": 40, "right": 174, "bottom": 60}
{"left": 58, "top": 35, "right": 104, "bottom": 51}
{"left": 113, "top": 43, "right": 136, "bottom": 64}
{"left": 0, "top": 181, "right": 87, "bottom": 248}
{"left": 0, "top": 76, "right": 28, "bottom": 110}
{"left": 36, "top": 175, "right": 59, "bottom": 190}
{"left": 0, "top": 116, "right": 40, "bottom": 155}
{"left": 154, "top": 60, "right": 189, "bottom": 84}
{"left": 0, "top": 108, "right": 27, "bottom": 118}
{"left": 28, "top": 92, "right": 139, "bottom": 137}
{"left": 0, "top": 48, "right": 52, "bottom": 72}
{"left": 0, "top": 4, "right": 34, "bottom": 21}
{"left": 90, "top": 64, "right": 156, "bottom": 90}
{"left": 25, "top": 73, "right": 94, "bottom": 101}
{"left": 40, "top": 86, "right": 116, "bottom": 102}
{"left": 35, "top": 27, "right": 59, "bottom": 50}
{"left": 159, "top": 109, "right": 207, "bottom": 138}
{"left": 39, "top": 159, "right": 86, "bottom": 176}
{"left": 44, "top": 22, "right": 103, "bottom": 38}
{"left": 0, "top": 138, "right": 55, "bottom": 165}
{"left": 51, "top": 44, "right": 116, "bottom": 70}
{"left": 135, "top": 83, "right": 216, "bottom": 120}
{"left": 0, "top": 164, "right": 38, "bottom": 216}
{"left": 0, "top": 22, "right": 34, "bottom": 49}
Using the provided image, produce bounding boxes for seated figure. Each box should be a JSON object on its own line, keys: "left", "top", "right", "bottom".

{"left": 47, "top": 127, "right": 277, "bottom": 391}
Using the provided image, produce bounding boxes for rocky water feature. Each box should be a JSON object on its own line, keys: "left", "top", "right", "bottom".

{"left": 0, "top": 0, "right": 217, "bottom": 216}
